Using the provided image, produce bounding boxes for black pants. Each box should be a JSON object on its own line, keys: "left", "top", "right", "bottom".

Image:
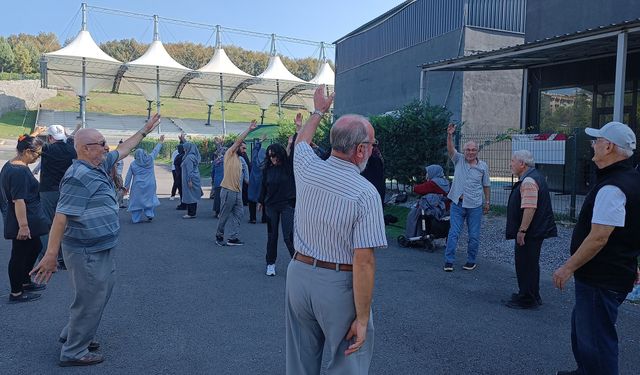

{"left": 265, "top": 203, "right": 295, "bottom": 265}
{"left": 9, "top": 237, "right": 42, "bottom": 294}
{"left": 212, "top": 187, "right": 221, "bottom": 215}
{"left": 248, "top": 202, "right": 267, "bottom": 223}
{"left": 171, "top": 171, "right": 182, "bottom": 198}
{"left": 514, "top": 238, "right": 543, "bottom": 302}
{"left": 186, "top": 203, "right": 197, "bottom": 217}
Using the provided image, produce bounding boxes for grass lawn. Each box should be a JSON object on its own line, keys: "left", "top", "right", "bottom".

{"left": 0, "top": 110, "right": 36, "bottom": 139}
{"left": 42, "top": 91, "right": 302, "bottom": 123}
{"left": 384, "top": 204, "right": 410, "bottom": 240}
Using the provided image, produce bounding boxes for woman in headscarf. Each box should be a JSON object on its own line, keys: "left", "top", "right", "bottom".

{"left": 124, "top": 135, "right": 164, "bottom": 223}
{"left": 258, "top": 143, "right": 295, "bottom": 276}
{"left": 174, "top": 144, "right": 186, "bottom": 210}
{"left": 181, "top": 142, "right": 203, "bottom": 219}
{"left": 247, "top": 136, "right": 267, "bottom": 224}
{"left": 211, "top": 144, "right": 226, "bottom": 218}
{"left": 0, "top": 134, "right": 49, "bottom": 303}
{"left": 406, "top": 164, "right": 451, "bottom": 238}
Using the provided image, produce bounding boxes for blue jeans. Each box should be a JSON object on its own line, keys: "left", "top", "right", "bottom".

{"left": 570, "top": 279, "right": 627, "bottom": 375}
{"left": 444, "top": 202, "right": 482, "bottom": 264}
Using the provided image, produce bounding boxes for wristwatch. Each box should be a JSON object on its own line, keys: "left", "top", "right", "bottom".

{"left": 311, "top": 109, "right": 325, "bottom": 117}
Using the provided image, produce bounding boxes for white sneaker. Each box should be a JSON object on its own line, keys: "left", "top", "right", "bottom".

{"left": 169, "top": 196, "right": 175, "bottom": 201}
{"left": 266, "top": 264, "right": 276, "bottom": 276}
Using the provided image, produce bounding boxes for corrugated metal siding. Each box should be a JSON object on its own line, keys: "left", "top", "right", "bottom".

{"left": 466, "top": 0, "right": 526, "bottom": 33}
{"left": 336, "top": 0, "right": 526, "bottom": 72}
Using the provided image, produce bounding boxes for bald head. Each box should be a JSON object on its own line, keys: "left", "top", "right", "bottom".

{"left": 75, "top": 128, "right": 108, "bottom": 166}
{"left": 330, "top": 114, "right": 372, "bottom": 154}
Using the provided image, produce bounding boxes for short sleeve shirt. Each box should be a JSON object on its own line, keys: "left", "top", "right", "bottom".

{"left": 447, "top": 151, "right": 491, "bottom": 208}
{"left": 57, "top": 151, "right": 120, "bottom": 253}
{"left": 592, "top": 185, "right": 626, "bottom": 227}
{"left": 293, "top": 143, "right": 387, "bottom": 264}
{"left": 520, "top": 177, "right": 539, "bottom": 209}
{"left": 39, "top": 139, "right": 77, "bottom": 192}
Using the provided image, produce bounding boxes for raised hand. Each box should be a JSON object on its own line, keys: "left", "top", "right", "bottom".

{"left": 294, "top": 113, "right": 303, "bottom": 130}
{"left": 249, "top": 119, "right": 258, "bottom": 131}
{"left": 447, "top": 123, "right": 456, "bottom": 136}
{"left": 313, "top": 85, "right": 334, "bottom": 114}
{"left": 143, "top": 113, "right": 161, "bottom": 133}
{"left": 159, "top": 135, "right": 165, "bottom": 143}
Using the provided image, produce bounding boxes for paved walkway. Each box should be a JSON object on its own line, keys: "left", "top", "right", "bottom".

{"left": 0, "top": 158, "right": 639, "bottom": 374}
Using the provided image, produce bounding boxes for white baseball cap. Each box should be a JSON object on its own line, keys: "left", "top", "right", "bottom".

{"left": 47, "top": 125, "right": 67, "bottom": 141}
{"left": 585, "top": 122, "right": 636, "bottom": 151}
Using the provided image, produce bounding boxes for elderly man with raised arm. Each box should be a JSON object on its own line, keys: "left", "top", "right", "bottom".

{"left": 554, "top": 122, "right": 640, "bottom": 375}
{"left": 31, "top": 114, "right": 161, "bottom": 367}
{"left": 285, "top": 85, "right": 387, "bottom": 374}
{"left": 443, "top": 123, "right": 491, "bottom": 272}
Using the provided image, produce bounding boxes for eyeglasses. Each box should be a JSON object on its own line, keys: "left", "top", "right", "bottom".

{"left": 85, "top": 140, "right": 107, "bottom": 147}
{"left": 590, "top": 138, "right": 611, "bottom": 147}
{"left": 28, "top": 149, "right": 42, "bottom": 156}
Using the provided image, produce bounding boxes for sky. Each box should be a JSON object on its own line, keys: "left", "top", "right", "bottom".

{"left": 0, "top": 0, "right": 406, "bottom": 60}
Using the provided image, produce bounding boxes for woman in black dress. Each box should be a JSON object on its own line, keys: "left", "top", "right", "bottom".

{"left": 0, "top": 134, "right": 49, "bottom": 303}
{"left": 258, "top": 143, "right": 296, "bottom": 276}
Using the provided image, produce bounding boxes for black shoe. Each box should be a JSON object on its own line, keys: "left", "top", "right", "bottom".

{"left": 226, "top": 238, "right": 244, "bottom": 246}
{"left": 462, "top": 262, "right": 477, "bottom": 270}
{"left": 9, "top": 292, "right": 41, "bottom": 303}
{"left": 59, "top": 352, "right": 104, "bottom": 367}
{"left": 59, "top": 337, "right": 100, "bottom": 351}
{"left": 215, "top": 235, "right": 225, "bottom": 246}
{"left": 22, "top": 282, "right": 46, "bottom": 292}
{"left": 249, "top": 219, "right": 256, "bottom": 224}
{"left": 510, "top": 293, "right": 543, "bottom": 306}
{"left": 176, "top": 204, "right": 187, "bottom": 210}
{"left": 443, "top": 263, "right": 454, "bottom": 272}
{"left": 556, "top": 371, "right": 579, "bottom": 375}
{"left": 504, "top": 298, "right": 539, "bottom": 310}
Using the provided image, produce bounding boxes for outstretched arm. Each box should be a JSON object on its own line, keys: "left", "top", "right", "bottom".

{"left": 296, "top": 85, "right": 334, "bottom": 146}
{"left": 446, "top": 123, "right": 457, "bottom": 160}
{"left": 228, "top": 120, "right": 258, "bottom": 154}
{"left": 117, "top": 113, "right": 161, "bottom": 160}
{"left": 30, "top": 213, "right": 68, "bottom": 284}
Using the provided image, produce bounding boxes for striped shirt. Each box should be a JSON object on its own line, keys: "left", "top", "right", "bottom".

{"left": 447, "top": 151, "right": 491, "bottom": 208}
{"left": 56, "top": 151, "right": 120, "bottom": 253}
{"left": 520, "top": 177, "right": 539, "bottom": 209}
{"left": 293, "top": 143, "right": 387, "bottom": 264}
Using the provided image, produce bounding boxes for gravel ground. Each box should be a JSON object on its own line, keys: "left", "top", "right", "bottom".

{"left": 426, "top": 212, "right": 575, "bottom": 273}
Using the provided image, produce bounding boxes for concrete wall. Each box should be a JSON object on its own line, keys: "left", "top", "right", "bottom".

{"left": 525, "top": 0, "right": 640, "bottom": 42}
{"left": 0, "top": 80, "right": 56, "bottom": 117}
{"left": 460, "top": 28, "right": 524, "bottom": 134}
{"left": 334, "top": 29, "right": 464, "bottom": 118}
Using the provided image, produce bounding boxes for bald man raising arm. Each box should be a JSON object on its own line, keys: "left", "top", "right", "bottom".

{"left": 31, "top": 114, "right": 160, "bottom": 367}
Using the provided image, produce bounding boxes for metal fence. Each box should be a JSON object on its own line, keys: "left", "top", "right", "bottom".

{"left": 456, "top": 128, "right": 597, "bottom": 220}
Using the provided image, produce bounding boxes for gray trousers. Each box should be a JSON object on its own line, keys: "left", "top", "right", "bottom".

{"left": 38, "top": 191, "right": 62, "bottom": 263}
{"left": 216, "top": 188, "right": 243, "bottom": 240}
{"left": 60, "top": 248, "right": 115, "bottom": 361}
{"left": 285, "top": 259, "right": 374, "bottom": 375}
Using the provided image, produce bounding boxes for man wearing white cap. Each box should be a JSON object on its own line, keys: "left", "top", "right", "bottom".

{"left": 35, "top": 125, "right": 77, "bottom": 269}
{"left": 553, "top": 121, "right": 640, "bottom": 375}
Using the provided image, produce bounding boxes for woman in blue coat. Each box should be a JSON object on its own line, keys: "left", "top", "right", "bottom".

{"left": 247, "top": 136, "right": 267, "bottom": 223}
{"left": 124, "top": 135, "right": 164, "bottom": 223}
{"left": 181, "top": 142, "right": 203, "bottom": 218}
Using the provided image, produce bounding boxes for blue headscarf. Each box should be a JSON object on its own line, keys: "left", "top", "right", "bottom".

{"left": 425, "top": 164, "right": 449, "bottom": 193}
{"left": 133, "top": 148, "right": 154, "bottom": 168}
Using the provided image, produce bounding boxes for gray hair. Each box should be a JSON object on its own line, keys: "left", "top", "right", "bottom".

{"left": 512, "top": 149, "right": 535, "bottom": 167}
{"left": 330, "top": 114, "right": 370, "bottom": 154}
{"left": 615, "top": 146, "right": 634, "bottom": 158}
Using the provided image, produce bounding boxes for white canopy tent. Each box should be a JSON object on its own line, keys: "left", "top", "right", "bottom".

{"left": 281, "top": 43, "right": 335, "bottom": 112}
{"left": 116, "top": 15, "right": 191, "bottom": 132}
{"left": 178, "top": 26, "right": 254, "bottom": 134}
{"left": 41, "top": 3, "right": 122, "bottom": 127}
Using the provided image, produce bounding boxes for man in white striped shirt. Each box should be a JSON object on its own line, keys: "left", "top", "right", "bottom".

{"left": 285, "top": 85, "right": 387, "bottom": 375}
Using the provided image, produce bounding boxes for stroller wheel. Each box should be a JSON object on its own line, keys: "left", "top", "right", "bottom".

{"left": 397, "top": 235, "right": 408, "bottom": 247}
{"left": 424, "top": 235, "right": 435, "bottom": 252}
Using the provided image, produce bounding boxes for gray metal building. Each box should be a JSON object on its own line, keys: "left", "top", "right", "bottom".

{"left": 334, "top": 0, "right": 526, "bottom": 133}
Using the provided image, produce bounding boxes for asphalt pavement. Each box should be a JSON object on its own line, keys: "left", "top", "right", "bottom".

{"left": 0, "top": 152, "right": 639, "bottom": 374}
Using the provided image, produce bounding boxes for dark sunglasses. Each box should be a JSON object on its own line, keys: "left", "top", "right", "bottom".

{"left": 86, "top": 140, "right": 107, "bottom": 147}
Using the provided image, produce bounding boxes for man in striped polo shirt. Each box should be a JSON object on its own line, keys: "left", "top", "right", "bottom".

{"left": 285, "top": 86, "right": 387, "bottom": 374}
{"left": 31, "top": 114, "right": 161, "bottom": 367}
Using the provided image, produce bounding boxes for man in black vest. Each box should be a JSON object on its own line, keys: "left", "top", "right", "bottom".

{"left": 553, "top": 122, "right": 640, "bottom": 375}
{"left": 504, "top": 149, "right": 557, "bottom": 309}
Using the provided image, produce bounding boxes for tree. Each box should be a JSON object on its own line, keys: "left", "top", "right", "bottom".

{"left": 0, "top": 37, "right": 15, "bottom": 73}
{"left": 371, "top": 100, "right": 451, "bottom": 185}
{"left": 100, "top": 39, "right": 147, "bottom": 62}
{"left": 12, "top": 43, "right": 33, "bottom": 74}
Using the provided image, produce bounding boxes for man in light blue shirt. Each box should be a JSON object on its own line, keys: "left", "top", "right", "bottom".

{"left": 443, "top": 123, "right": 491, "bottom": 272}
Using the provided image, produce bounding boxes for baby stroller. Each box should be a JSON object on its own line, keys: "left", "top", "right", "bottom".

{"left": 397, "top": 194, "right": 450, "bottom": 252}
